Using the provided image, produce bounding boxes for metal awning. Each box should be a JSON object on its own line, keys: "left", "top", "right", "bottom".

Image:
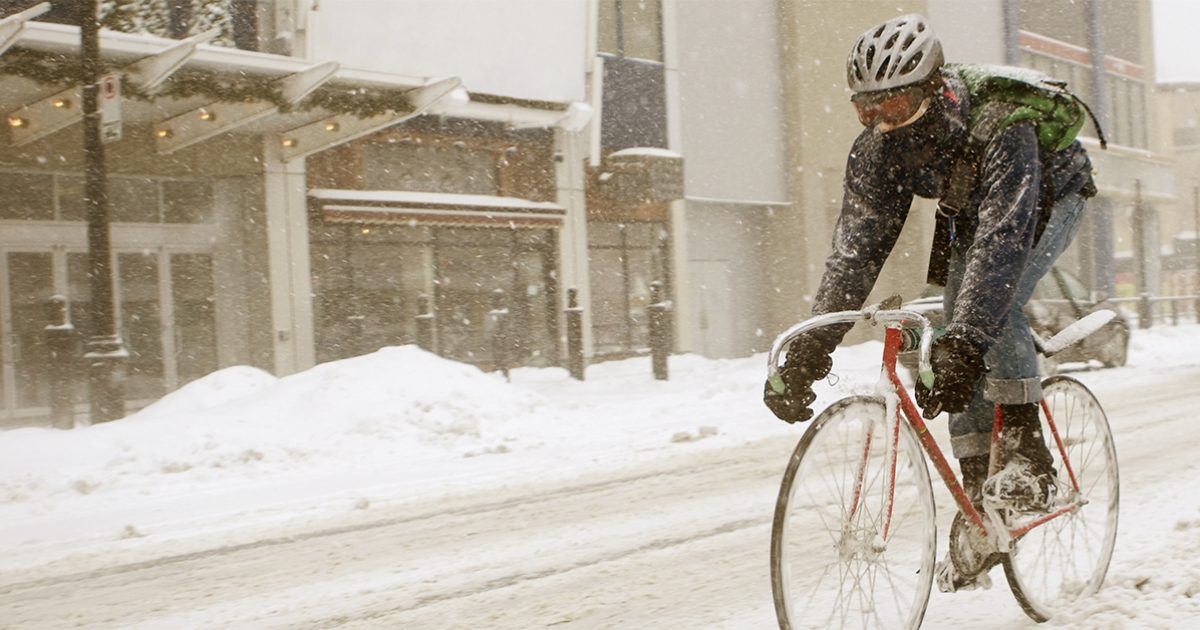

{"left": 1, "top": 20, "right": 586, "bottom": 156}
{"left": 310, "top": 188, "right": 565, "bottom": 228}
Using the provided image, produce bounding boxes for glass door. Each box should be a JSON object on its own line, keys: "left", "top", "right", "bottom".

{"left": 1, "top": 252, "right": 55, "bottom": 418}
{"left": 2, "top": 248, "right": 217, "bottom": 422}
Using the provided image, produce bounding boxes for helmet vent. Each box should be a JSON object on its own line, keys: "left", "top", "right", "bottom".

{"left": 903, "top": 34, "right": 916, "bottom": 50}
{"left": 875, "top": 57, "right": 891, "bottom": 82}
{"left": 885, "top": 32, "right": 899, "bottom": 50}
{"left": 874, "top": 25, "right": 886, "bottom": 38}
{"left": 901, "top": 51, "right": 924, "bottom": 75}
{"left": 865, "top": 44, "right": 876, "bottom": 67}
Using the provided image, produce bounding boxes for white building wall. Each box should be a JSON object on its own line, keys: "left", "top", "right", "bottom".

{"left": 671, "top": 0, "right": 789, "bottom": 358}
{"left": 305, "top": 0, "right": 589, "bottom": 102}
{"left": 675, "top": 0, "right": 789, "bottom": 202}
{"left": 927, "top": 0, "right": 1006, "bottom": 65}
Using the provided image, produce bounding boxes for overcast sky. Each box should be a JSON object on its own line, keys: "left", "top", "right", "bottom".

{"left": 1153, "top": 0, "right": 1200, "bottom": 83}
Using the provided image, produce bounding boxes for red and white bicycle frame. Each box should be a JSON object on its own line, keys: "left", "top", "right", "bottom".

{"left": 768, "top": 306, "right": 1086, "bottom": 551}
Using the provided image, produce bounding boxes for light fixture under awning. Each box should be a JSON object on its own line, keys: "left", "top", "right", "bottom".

{"left": 309, "top": 188, "right": 565, "bottom": 229}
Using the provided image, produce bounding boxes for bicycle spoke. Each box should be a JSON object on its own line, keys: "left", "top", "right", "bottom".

{"left": 772, "top": 397, "right": 934, "bottom": 629}
{"left": 1005, "top": 377, "right": 1117, "bottom": 622}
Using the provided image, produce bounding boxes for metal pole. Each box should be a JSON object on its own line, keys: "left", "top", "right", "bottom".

{"left": 565, "top": 288, "right": 585, "bottom": 380}
{"left": 1133, "top": 181, "right": 1152, "bottom": 328}
{"left": 648, "top": 280, "right": 671, "bottom": 380}
{"left": 1002, "top": 0, "right": 1021, "bottom": 65}
{"left": 1085, "top": 0, "right": 1115, "bottom": 297}
{"left": 1193, "top": 186, "right": 1200, "bottom": 321}
{"left": 81, "top": 0, "right": 127, "bottom": 422}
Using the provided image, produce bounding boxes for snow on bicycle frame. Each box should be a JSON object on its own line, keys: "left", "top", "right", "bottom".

{"left": 766, "top": 297, "right": 1108, "bottom": 549}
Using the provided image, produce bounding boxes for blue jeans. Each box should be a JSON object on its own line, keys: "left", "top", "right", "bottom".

{"left": 943, "top": 193, "right": 1087, "bottom": 458}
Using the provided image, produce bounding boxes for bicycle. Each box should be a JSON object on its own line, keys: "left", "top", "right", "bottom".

{"left": 767, "top": 297, "right": 1119, "bottom": 629}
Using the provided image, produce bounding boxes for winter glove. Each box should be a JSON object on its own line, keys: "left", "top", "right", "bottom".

{"left": 915, "top": 329, "right": 988, "bottom": 419}
{"left": 763, "top": 333, "right": 835, "bottom": 424}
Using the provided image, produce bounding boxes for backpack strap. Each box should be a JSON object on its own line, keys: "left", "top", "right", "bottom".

{"left": 926, "top": 101, "right": 1019, "bottom": 287}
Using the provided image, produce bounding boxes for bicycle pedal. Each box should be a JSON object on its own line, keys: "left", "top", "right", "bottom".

{"left": 935, "top": 558, "right": 993, "bottom": 593}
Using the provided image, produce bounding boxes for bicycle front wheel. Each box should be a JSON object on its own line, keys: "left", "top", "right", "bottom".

{"left": 1003, "top": 375, "right": 1120, "bottom": 621}
{"left": 770, "top": 396, "right": 936, "bottom": 630}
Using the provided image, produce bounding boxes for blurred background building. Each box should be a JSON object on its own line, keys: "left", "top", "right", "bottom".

{"left": 0, "top": 0, "right": 1189, "bottom": 426}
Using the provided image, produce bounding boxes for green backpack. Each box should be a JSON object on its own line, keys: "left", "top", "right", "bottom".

{"left": 926, "top": 63, "right": 1104, "bottom": 287}
{"left": 950, "top": 63, "right": 1104, "bottom": 153}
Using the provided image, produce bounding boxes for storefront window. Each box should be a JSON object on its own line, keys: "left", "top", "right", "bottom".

{"left": 57, "top": 175, "right": 87, "bottom": 222}
{"left": 6, "top": 253, "right": 54, "bottom": 408}
{"left": 67, "top": 253, "right": 93, "bottom": 405}
{"left": 163, "top": 180, "right": 214, "bottom": 224}
{"left": 111, "top": 177, "right": 160, "bottom": 223}
{"left": 310, "top": 222, "right": 558, "bottom": 369}
{"left": 171, "top": 254, "right": 217, "bottom": 385}
{"left": 0, "top": 172, "right": 54, "bottom": 221}
{"left": 119, "top": 252, "right": 164, "bottom": 400}
{"left": 311, "top": 225, "right": 435, "bottom": 363}
{"left": 588, "top": 221, "right": 668, "bottom": 356}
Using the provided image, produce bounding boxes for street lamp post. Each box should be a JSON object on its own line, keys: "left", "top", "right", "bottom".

{"left": 81, "top": 0, "right": 127, "bottom": 422}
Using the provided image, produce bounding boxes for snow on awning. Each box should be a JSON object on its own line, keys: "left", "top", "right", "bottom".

{"left": 309, "top": 189, "right": 565, "bottom": 229}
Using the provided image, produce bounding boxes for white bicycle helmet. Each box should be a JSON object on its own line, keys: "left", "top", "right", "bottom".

{"left": 847, "top": 14, "right": 944, "bottom": 93}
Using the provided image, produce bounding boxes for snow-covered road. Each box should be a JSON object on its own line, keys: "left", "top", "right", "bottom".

{"left": 2, "top": 325, "right": 1199, "bottom": 628}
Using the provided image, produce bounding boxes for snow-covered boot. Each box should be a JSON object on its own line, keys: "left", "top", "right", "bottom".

{"left": 984, "top": 403, "right": 1057, "bottom": 513}
{"left": 938, "top": 455, "right": 1000, "bottom": 592}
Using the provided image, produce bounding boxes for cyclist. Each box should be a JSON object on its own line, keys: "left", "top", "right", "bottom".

{"left": 763, "top": 15, "right": 1096, "bottom": 518}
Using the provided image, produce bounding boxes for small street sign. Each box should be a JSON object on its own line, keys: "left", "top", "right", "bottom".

{"left": 99, "top": 73, "right": 122, "bottom": 143}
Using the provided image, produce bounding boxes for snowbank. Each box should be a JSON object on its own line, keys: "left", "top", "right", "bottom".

{"left": 0, "top": 346, "right": 548, "bottom": 505}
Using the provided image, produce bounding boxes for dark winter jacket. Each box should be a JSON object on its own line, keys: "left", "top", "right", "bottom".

{"left": 810, "top": 69, "right": 1095, "bottom": 352}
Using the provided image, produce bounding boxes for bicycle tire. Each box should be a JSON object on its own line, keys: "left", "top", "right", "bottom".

{"left": 770, "top": 396, "right": 936, "bottom": 630}
{"left": 1002, "top": 375, "right": 1119, "bottom": 622}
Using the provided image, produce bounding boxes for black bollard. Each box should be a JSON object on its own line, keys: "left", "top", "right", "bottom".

{"left": 647, "top": 281, "right": 673, "bottom": 381}
{"left": 44, "top": 295, "right": 80, "bottom": 430}
{"left": 415, "top": 294, "right": 436, "bottom": 353}
{"left": 488, "top": 288, "right": 510, "bottom": 380}
{"left": 565, "top": 288, "right": 585, "bottom": 380}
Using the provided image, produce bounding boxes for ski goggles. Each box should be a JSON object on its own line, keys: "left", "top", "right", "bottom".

{"left": 851, "top": 86, "right": 930, "bottom": 129}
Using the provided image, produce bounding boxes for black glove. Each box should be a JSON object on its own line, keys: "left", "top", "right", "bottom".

{"left": 915, "top": 329, "right": 988, "bottom": 419}
{"left": 764, "top": 333, "right": 835, "bottom": 423}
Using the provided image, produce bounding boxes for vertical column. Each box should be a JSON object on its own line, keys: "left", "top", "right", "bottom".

{"left": 262, "top": 140, "right": 316, "bottom": 375}
{"left": 1086, "top": 0, "right": 1116, "bottom": 296}
{"left": 555, "top": 128, "right": 594, "bottom": 358}
{"left": 661, "top": 0, "right": 691, "bottom": 353}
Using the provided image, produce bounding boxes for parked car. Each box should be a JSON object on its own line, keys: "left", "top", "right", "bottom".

{"left": 899, "top": 267, "right": 1132, "bottom": 374}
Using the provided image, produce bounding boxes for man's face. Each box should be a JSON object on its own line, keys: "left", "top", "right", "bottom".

{"left": 851, "top": 85, "right": 932, "bottom": 133}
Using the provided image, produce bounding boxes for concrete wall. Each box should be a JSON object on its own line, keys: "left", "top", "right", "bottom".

{"left": 674, "top": 0, "right": 789, "bottom": 203}
{"left": 684, "top": 200, "right": 772, "bottom": 357}
{"left": 928, "top": 0, "right": 1006, "bottom": 65}
{"left": 672, "top": 0, "right": 790, "bottom": 357}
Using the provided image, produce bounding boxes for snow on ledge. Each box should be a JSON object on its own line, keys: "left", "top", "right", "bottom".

{"left": 309, "top": 189, "right": 564, "bottom": 212}
{"left": 608, "top": 147, "right": 683, "bottom": 160}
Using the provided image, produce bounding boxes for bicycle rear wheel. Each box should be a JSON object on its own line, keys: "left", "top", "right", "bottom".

{"left": 770, "top": 396, "right": 936, "bottom": 630}
{"left": 1003, "top": 375, "right": 1119, "bottom": 621}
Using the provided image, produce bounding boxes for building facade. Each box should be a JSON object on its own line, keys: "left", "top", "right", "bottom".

{"left": 0, "top": 0, "right": 1182, "bottom": 426}
{"left": 0, "top": 1, "right": 592, "bottom": 426}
